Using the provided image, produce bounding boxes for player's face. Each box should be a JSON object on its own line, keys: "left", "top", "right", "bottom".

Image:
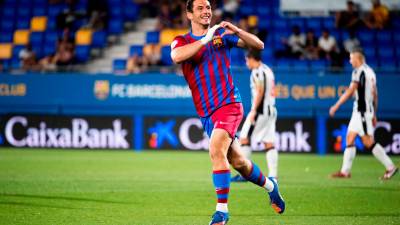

{"left": 188, "top": 0, "right": 212, "bottom": 26}
{"left": 245, "top": 57, "right": 255, "bottom": 69}
{"left": 349, "top": 53, "right": 360, "bottom": 68}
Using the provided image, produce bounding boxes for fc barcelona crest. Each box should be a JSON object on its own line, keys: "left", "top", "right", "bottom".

{"left": 212, "top": 35, "right": 223, "bottom": 48}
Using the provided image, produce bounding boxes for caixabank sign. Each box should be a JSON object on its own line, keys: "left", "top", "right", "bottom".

{"left": 327, "top": 119, "right": 400, "bottom": 155}
{"left": 143, "top": 117, "right": 315, "bottom": 152}
{"left": 0, "top": 115, "right": 132, "bottom": 149}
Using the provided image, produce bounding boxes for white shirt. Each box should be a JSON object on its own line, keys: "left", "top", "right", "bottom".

{"left": 318, "top": 36, "right": 338, "bottom": 52}
{"left": 351, "top": 63, "right": 376, "bottom": 113}
{"left": 250, "top": 63, "right": 275, "bottom": 113}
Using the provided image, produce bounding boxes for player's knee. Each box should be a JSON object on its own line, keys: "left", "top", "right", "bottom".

{"left": 209, "top": 146, "right": 226, "bottom": 162}
{"left": 230, "top": 156, "right": 248, "bottom": 170}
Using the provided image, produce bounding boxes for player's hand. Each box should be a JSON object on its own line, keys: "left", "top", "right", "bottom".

{"left": 329, "top": 105, "right": 338, "bottom": 117}
{"left": 372, "top": 116, "right": 377, "bottom": 127}
{"left": 220, "top": 21, "right": 241, "bottom": 37}
{"left": 200, "top": 24, "right": 221, "bottom": 45}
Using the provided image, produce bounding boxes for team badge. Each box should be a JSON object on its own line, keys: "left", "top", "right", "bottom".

{"left": 212, "top": 35, "right": 223, "bottom": 48}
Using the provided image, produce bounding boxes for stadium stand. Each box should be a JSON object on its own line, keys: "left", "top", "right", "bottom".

{"left": 0, "top": 0, "right": 398, "bottom": 73}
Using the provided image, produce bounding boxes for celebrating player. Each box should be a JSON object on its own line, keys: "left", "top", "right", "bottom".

{"left": 329, "top": 48, "right": 398, "bottom": 179}
{"left": 170, "top": 0, "right": 285, "bottom": 224}
{"left": 231, "top": 50, "right": 279, "bottom": 182}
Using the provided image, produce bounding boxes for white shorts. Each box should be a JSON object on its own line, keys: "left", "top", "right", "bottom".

{"left": 348, "top": 111, "right": 374, "bottom": 136}
{"left": 240, "top": 106, "right": 277, "bottom": 143}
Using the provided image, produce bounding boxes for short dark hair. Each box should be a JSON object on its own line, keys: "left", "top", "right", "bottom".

{"left": 246, "top": 49, "right": 262, "bottom": 61}
{"left": 186, "top": 0, "right": 210, "bottom": 13}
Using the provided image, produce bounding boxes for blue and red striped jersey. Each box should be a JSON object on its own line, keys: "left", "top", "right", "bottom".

{"left": 171, "top": 28, "right": 242, "bottom": 117}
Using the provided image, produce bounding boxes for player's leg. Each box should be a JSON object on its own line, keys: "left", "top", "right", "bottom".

{"left": 231, "top": 118, "right": 253, "bottom": 182}
{"left": 360, "top": 116, "right": 398, "bottom": 179}
{"left": 332, "top": 112, "right": 360, "bottom": 178}
{"left": 228, "top": 140, "right": 285, "bottom": 214}
{"left": 264, "top": 108, "right": 278, "bottom": 178}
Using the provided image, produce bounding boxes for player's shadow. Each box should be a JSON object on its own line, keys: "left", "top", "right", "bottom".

{"left": 0, "top": 193, "right": 133, "bottom": 209}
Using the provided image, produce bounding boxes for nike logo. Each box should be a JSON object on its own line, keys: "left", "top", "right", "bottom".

{"left": 219, "top": 121, "right": 232, "bottom": 125}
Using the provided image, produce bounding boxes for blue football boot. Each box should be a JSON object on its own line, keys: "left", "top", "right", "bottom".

{"left": 209, "top": 211, "right": 229, "bottom": 225}
{"left": 230, "top": 174, "right": 247, "bottom": 182}
{"left": 267, "top": 177, "right": 285, "bottom": 214}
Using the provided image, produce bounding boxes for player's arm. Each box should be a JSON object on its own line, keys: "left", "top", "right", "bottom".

{"left": 248, "top": 81, "right": 264, "bottom": 123}
{"left": 219, "top": 21, "right": 264, "bottom": 50}
{"left": 372, "top": 83, "right": 378, "bottom": 126}
{"left": 171, "top": 25, "right": 220, "bottom": 64}
{"left": 329, "top": 81, "right": 358, "bottom": 117}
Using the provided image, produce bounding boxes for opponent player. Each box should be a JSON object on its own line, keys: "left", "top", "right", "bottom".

{"left": 329, "top": 48, "right": 398, "bottom": 179}
{"left": 170, "top": 0, "right": 285, "bottom": 224}
{"left": 231, "top": 50, "right": 279, "bottom": 182}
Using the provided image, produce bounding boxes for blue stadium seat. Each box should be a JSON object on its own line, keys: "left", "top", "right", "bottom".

{"left": 306, "top": 18, "right": 321, "bottom": 30}
{"left": 256, "top": 5, "right": 271, "bottom": 17}
{"left": 113, "top": 58, "right": 126, "bottom": 71}
{"left": 379, "top": 58, "right": 397, "bottom": 71}
{"left": 43, "top": 44, "right": 56, "bottom": 56}
{"left": 377, "top": 48, "right": 394, "bottom": 60}
{"left": 262, "top": 49, "right": 273, "bottom": 62}
{"left": 16, "top": 18, "right": 31, "bottom": 29}
{"left": 108, "top": 19, "right": 123, "bottom": 35}
{"left": 30, "top": 32, "right": 44, "bottom": 46}
{"left": 92, "top": 31, "right": 107, "bottom": 48}
{"left": 32, "top": 6, "right": 47, "bottom": 16}
{"left": 2, "top": 7, "right": 16, "bottom": 19}
{"left": 230, "top": 48, "right": 245, "bottom": 66}
{"left": 110, "top": 7, "right": 123, "bottom": 19}
{"left": 48, "top": 4, "right": 68, "bottom": 18}
{"left": 17, "top": 7, "right": 31, "bottom": 18}
{"left": 129, "top": 45, "right": 143, "bottom": 56}
{"left": 288, "top": 18, "right": 305, "bottom": 28}
{"left": 258, "top": 19, "right": 271, "bottom": 29}
{"left": 124, "top": 1, "right": 139, "bottom": 21}
{"left": 239, "top": 5, "right": 255, "bottom": 16}
{"left": 12, "top": 45, "right": 25, "bottom": 60}
{"left": 292, "top": 60, "right": 309, "bottom": 71}
{"left": 363, "top": 47, "right": 376, "bottom": 59}
{"left": 44, "top": 31, "right": 59, "bottom": 45}
{"left": 322, "top": 17, "right": 335, "bottom": 29}
{"left": 0, "top": 33, "right": 13, "bottom": 43}
{"left": 161, "top": 46, "right": 172, "bottom": 66}
{"left": 31, "top": 45, "right": 43, "bottom": 59}
{"left": 274, "top": 59, "right": 293, "bottom": 71}
{"left": 74, "top": 0, "right": 88, "bottom": 11}
{"left": 74, "top": 45, "right": 90, "bottom": 62}
{"left": 0, "top": 19, "right": 14, "bottom": 32}
{"left": 376, "top": 31, "right": 392, "bottom": 45}
{"left": 357, "top": 30, "right": 375, "bottom": 45}
{"left": 310, "top": 59, "right": 327, "bottom": 71}
{"left": 146, "top": 31, "right": 160, "bottom": 44}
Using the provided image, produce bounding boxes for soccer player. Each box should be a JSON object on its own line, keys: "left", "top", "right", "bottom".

{"left": 170, "top": 0, "right": 285, "bottom": 224}
{"left": 231, "top": 50, "right": 279, "bottom": 182}
{"left": 329, "top": 48, "right": 398, "bottom": 179}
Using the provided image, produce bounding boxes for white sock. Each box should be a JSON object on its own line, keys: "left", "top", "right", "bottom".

{"left": 266, "top": 149, "right": 278, "bottom": 178}
{"left": 241, "top": 145, "right": 252, "bottom": 159}
{"left": 216, "top": 203, "right": 228, "bottom": 213}
{"left": 264, "top": 178, "right": 275, "bottom": 192}
{"left": 372, "top": 143, "right": 395, "bottom": 170}
{"left": 340, "top": 146, "right": 356, "bottom": 174}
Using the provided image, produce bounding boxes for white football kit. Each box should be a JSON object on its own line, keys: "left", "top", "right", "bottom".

{"left": 240, "top": 63, "right": 276, "bottom": 144}
{"left": 348, "top": 63, "right": 376, "bottom": 136}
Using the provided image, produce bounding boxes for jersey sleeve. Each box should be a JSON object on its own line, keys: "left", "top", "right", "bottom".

{"left": 253, "top": 71, "right": 265, "bottom": 87}
{"left": 219, "top": 28, "right": 239, "bottom": 48}
{"left": 351, "top": 69, "right": 361, "bottom": 83}
{"left": 171, "top": 36, "right": 188, "bottom": 50}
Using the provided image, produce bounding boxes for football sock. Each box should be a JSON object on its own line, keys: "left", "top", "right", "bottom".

{"left": 243, "top": 162, "right": 274, "bottom": 192}
{"left": 341, "top": 145, "right": 356, "bottom": 174}
{"left": 266, "top": 148, "right": 278, "bottom": 178}
{"left": 371, "top": 143, "right": 395, "bottom": 170}
{"left": 241, "top": 144, "right": 252, "bottom": 160}
{"left": 212, "top": 170, "right": 230, "bottom": 213}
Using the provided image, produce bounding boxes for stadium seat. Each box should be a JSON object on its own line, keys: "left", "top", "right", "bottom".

{"left": 44, "top": 31, "right": 59, "bottom": 45}
{"left": 108, "top": 19, "right": 123, "bottom": 35}
{"left": 146, "top": 31, "right": 160, "bottom": 44}
{"left": 262, "top": 49, "right": 273, "bottom": 62}
{"left": 32, "top": 5, "right": 47, "bottom": 16}
{"left": 239, "top": 5, "right": 255, "bottom": 16}
{"left": 256, "top": 5, "right": 271, "bottom": 17}
{"left": 124, "top": 1, "right": 139, "bottom": 21}
{"left": 75, "top": 29, "right": 93, "bottom": 45}
{"left": 363, "top": 47, "right": 376, "bottom": 59}
{"left": 161, "top": 46, "right": 173, "bottom": 66}
{"left": 292, "top": 60, "right": 309, "bottom": 72}
{"left": 0, "top": 33, "right": 13, "bottom": 43}
{"left": 0, "top": 19, "right": 14, "bottom": 33}
{"left": 288, "top": 18, "right": 305, "bottom": 28}
{"left": 0, "top": 44, "right": 13, "bottom": 60}
{"left": 322, "top": 17, "right": 335, "bottom": 29}
{"left": 31, "top": 16, "right": 48, "bottom": 32}
{"left": 357, "top": 30, "right": 375, "bottom": 45}
{"left": 258, "top": 19, "right": 271, "bottom": 29}
{"left": 110, "top": 7, "right": 123, "bottom": 18}
{"left": 92, "top": 31, "right": 107, "bottom": 48}
{"left": 129, "top": 45, "right": 143, "bottom": 56}
{"left": 29, "top": 32, "right": 44, "bottom": 46}
{"left": 113, "top": 58, "right": 127, "bottom": 71}
{"left": 306, "top": 18, "right": 321, "bottom": 30}
{"left": 377, "top": 48, "right": 395, "bottom": 60}
{"left": 160, "top": 29, "right": 177, "bottom": 46}
{"left": 13, "top": 30, "right": 30, "bottom": 45}
{"left": 31, "top": 45, "right": 43, "bottom": 59}
{"left": 48, "top": 4, "right": 67, "bottom": 18}
{"left": 230, "top": 48, "right": 245, "bottom": 66}
{"left": 376, "top": 31, "right": 392, "bottom": 45}
{"left": 17, "top": 7, "right": 31, "bottom": 18}
{"left": 12, "top": 45, "right": 25, "bottom": 60}
{"left": 74, "top": 45, "right": 91, "bottom": 62}
{"left": 16, "top": 18, "right": 31, "bottom": 30}
{"left": 274, "top": 59, "right": 293, "bottom": 71}
{"left": 43, "top": 44, "right": 56, "bottom": 56}
{"left": 2, "top": 7, "right": 16, "bottom": 19}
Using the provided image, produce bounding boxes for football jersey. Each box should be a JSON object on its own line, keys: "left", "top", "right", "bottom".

{"left": 171, "top": 28, "right": 242, "bottom": 117}
{"left": 351, "top": 63, "right": 376, "bottom": 113}
{"left": 250, "top": 63, "right": 275, "bottom": 114}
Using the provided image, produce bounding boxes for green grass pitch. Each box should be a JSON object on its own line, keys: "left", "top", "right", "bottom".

{"left": 0, "top": 148, "right": 399, "bottom": 225}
